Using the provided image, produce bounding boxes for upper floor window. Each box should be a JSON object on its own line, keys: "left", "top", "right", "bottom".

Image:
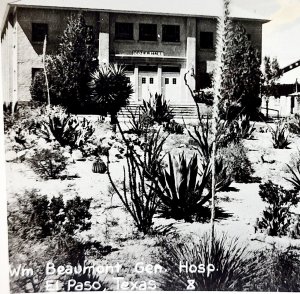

{"left": 162, "top": 25, "right": 180, "bottom": 42}
{"left": 139, "top": 24, "right": 157, "bottom": 41}
{"left": 115, "top": 22, "right": 134, "bottom": 40}
{"left": 200, "top": 31, "right": 214, "bottom": 49}
{"left": 32, "top": 23, "right": 48, "bottom": 42}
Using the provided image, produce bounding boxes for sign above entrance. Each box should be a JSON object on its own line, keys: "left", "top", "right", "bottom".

{"left": 132, "top": 50, "right": 164, "bottom": 57}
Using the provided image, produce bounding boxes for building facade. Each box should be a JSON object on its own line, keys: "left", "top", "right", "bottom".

{"left": 1, "top": 0, "right": 269, "bottom": 106}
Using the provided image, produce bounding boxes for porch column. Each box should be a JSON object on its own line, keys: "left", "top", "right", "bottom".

{"left": 134, "top": 65, "right": 139, "bottom": 102}
{"left": 157, "top": 65, "right": 162, "bottom": 96}
{"left": 185, "top": 17, "right": 196, "bottom": 104}
{"left": 98, "top": 12, "right": 109, "bottom": 65}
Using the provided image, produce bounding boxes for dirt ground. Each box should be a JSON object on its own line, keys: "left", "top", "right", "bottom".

{"left": 5, "top": 121, "right": 300, "bottom": 290}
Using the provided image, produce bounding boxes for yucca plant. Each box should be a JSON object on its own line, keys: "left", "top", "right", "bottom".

{"left": 234, "top": 114, "right": 255, "bottom": 139}
{"left": 271, "top": 121, "right": 290, "bottom": 149}
{"left": 159, "top": 233, "right": 260, "bottom": 291}
{"left": 156, "top": 152, "right": 211, "bottom": 222}
{"left": 142, "top": 93, "right": 174, "bottom": 124}
{"left": 89, "top": 63, "right": 133, "bottom": 124}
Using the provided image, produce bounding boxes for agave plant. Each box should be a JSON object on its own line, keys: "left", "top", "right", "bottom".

{"left": 142, "top": 93, "right": 174, "bottom": 124}
{"left": 234, "top": 114, "right": 255, "bottom": 139}
{"left": 157, "top": 152, "right": 211, "bottom": 222}
{"left": 271, "top": 121, "right": 290, "bottom": 149}
{"left": 286, "top": 164, "right": 300, "bottom": 191}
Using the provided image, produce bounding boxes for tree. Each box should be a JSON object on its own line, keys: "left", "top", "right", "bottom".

{"left": 89, "top": 64, "right": 133, "bottom": 125}
{"left": 220, "top": 22, "right": 262, "bottom": 120}
{"left": 30, "top": 13, "right": 98, "bottom": 113}
{"left": 261, "top": 56, "right": 282, "bottom": 118}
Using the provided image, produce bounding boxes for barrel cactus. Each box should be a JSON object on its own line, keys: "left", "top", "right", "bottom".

{"left": 92, "top": 158, "right": 107, "bottom": 173}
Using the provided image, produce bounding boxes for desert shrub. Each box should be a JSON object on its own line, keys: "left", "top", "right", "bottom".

{"left": 218, "top": 142, "right": 253, "bottom": 183}
{"left": 258, "top": 181, "right": 299, "bottom": 236}
{"left": 157, "top": 153, "right": 211, "bottom": 222}
{"left": 249, "top": 248, "right": 300, "bottom": 291}
{"left": 127, "top": 106, "right": 152, "bottom": 135}
{"left": 159, "top": 233, "right": 259, "bottom": 291}
{"left": 27, "top": 148, "right": 68, "bottom": 179}
{"left": 164, "top": 120, "right": 184, "bottom": 134}
{"left": 8, "top": 190, "right": 92, "bottom": 240}
{"left": 232, "top": 115, "right": 255, "bottom": 139}
{"left": 38, "top": 106, "right": 95, "bottom": 149}
{"left": 288, "top": 113, "right": 300, "bottom": 134}
{"left": 271, "top": 121, "right": 290, "bottom": 149}
{"left": 142, "top": 93, "right": 174, "bottom": 124}
{"left": 89, "top": 63, "right": 133, "bottom": 124}
{"left": 107, "top": 125, "right": 166, "bottom": 234}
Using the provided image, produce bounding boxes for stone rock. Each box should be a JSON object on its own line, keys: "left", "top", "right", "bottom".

{"left": 250, "top": 233, "right": 266, "bottom": 242}
{"left": 16, "top": 150, "right": 28, "bottom": 161}
{"left": 6, "top": 150, "right": 17, "bottom": 162}
{"left": 72, "top": 150, "right": 83, "bottom": 161}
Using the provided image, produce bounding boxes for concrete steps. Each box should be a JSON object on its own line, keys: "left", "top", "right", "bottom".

{"left": 119, "top": 103, "right": 211, "bottom": 121}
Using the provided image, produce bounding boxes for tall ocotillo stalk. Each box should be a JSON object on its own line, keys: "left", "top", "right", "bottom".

{"left": 210, "top": 0, "right": 231, "bottom": 254}
{"left": 43, "top": 35, "right": 51, "bottom": 106}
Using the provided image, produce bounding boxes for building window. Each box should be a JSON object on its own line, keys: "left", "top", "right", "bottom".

{"left": 200, "top": 31, "right": 214, "bottom": 49}
{"left": 173, "top": 78, "right": 177, "bottom": 84}
{"left": 115, "top": 22, "right": 134, "bottom": 40}
{"left": 150, "top": 78, "right": 154, "bottom": 84}
{"left": 162, "top": 25, "right": 180, "bottom": 42}
{"left": 165, "top": 78, "right": 169, "bottom": 84}
{"left": 32, "top": 68, "right": 43, "bottom": 80}
{"left": 247, "top": 33, "right": 251, "bottom": 41}
{"left": 142, "top": 77, "right": 146, "bottom": 84}
{"left": 32, "top": 23, "right": 48, "bottom": 42}
{"left": 139, "top": 24, "right": 157, "bottom": 41}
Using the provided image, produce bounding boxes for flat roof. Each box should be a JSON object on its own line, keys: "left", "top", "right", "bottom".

{"left": 5, "top": 0, "right": 270, "bottom": 22}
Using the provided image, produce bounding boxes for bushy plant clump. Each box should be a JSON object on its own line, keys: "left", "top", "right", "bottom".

{"left": 218, "top": 142, "right": 253, "bottom": 183}
{"left": 27, "top": 148, "right": 68, "bottom": 179}
{"left": 288, "top": 113, "right": 300, "bottom": 134}
{"left": 271, "top": 121, "right": 290, "bottom": 149}
{"left": 159, "top": 233, "right": 259, "bottom": 291}
{"left": 164, "top": 120, "right": 184, "bottom": 134}
{"left": 258, "top": 181, "right": 299, "bottom": 236}
{"left": 38, "top": 105, "right": 95, "bottom": 149}
{"left": 142, "top": 93, "right": 174, "bottom": 124}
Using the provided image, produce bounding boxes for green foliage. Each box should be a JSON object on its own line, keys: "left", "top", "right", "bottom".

{"left": 157, "top": 153, "right": 211, "bottom": 222}
{"left": 8, "top": 190, "right": 92, "bottom": 240}
{"left": 220, "top": 22, "right": 261, "bottom": 119}
{"left": 218, "top": 142, "right": 253, "bottom": 183}
{"left": 159, "top": 233, "right": 259, "bottom": 291}
{"left": 261, "top": 56, "right": 282, "bottom": 98}
{"left": 164, "top": 120, "right": 184, "bottom": 134}
{"left": 258, "top": 181, "right": 299, "bottom": 236}
{"left": 249, "top": 249, "right": 300, "bottom": 291}
{"left": 286, "top": 164, "right": 300, "bottom": 191}
{"left": 288, "top": 113, "right": 300, "bottom": 134}
{"left": 232, "top": 115, "right": 255, "bottom": 139}
{"left": 142, "top": 93, "right": 174, "bottom": 124}
{"left": 127, "top": 106, "right": 152, "bottom": 135}
{"left": 89, "top": 63, "right": 133, "bottom": 123}
{"left": 30, "top": 13, "right": 98, "bottom": 112}
{"left": 27, "top": 148, "right": 68, "bottom": 179}
{"left": 271, "top": 121, "right": 290, "bottom": 149}
{"left": 39, "top": 106, "right": 95, "bottom": 149}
